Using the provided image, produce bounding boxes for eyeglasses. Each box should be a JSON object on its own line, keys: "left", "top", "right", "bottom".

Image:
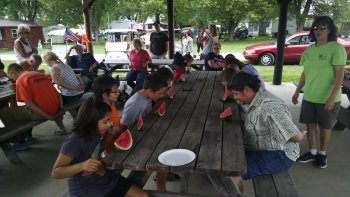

{"left": 313, "top": 26, "right": 328, "bottom": 31}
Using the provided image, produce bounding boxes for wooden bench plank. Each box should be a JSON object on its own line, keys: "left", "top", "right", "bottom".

{"left": 222, "top": 103, "right": 246, "bottom": 176}
{"left": 146, "top": 190, "right": 214, "bottom": 197}
{"left": 253, "top": 174, "right": 279, "bottom": 197}
{"left": 196, "top": 71, "right": 223, "bottom": 174}
{"left": 272, "top": 171, "right": 299, "bottom": 197}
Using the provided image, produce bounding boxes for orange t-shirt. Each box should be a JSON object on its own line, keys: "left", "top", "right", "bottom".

{"left": 110, "top": 102, "right": 120, "bottom": 126}
{"left": 16, "top": 71, "right": 60, "bottom": 116}
{"left": 105, "top": 102, "right": 121, "bottom": 153}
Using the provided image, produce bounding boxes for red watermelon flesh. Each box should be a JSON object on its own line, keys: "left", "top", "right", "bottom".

{"left": 220, "top": 107, "right": 233, "bottom": 122}
{"left": 156, "top": 101, "right": 166, "bottom": 116}
{"left": 167, "top": 87, "right": 174, "bottom": 99}
{"left": 114, "top": 129, "right": 133, "bottom": 151}
{"left": 180, "top": 74, "right": 185, "bottom": 81}
{"left": 137, "top": 115, "right": 143, "bottom": 131}
{"left": 222, "top": 88, "right": 233, "bottom": 102}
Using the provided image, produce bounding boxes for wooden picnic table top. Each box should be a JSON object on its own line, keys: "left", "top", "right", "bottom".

{"left": 0, "top": 85, "right": 15, "bottom": 102}
{"left": 103, "top": 71, "right": 246, "bottom": 177}
{"left": 104, "top": 58, "right": 205, "bottom": 65}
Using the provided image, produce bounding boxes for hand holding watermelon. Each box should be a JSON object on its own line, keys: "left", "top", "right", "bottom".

{"left": 81, "top": 158, "right": 102, "bottom": 176}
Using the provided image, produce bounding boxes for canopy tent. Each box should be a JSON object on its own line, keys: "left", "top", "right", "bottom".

{"left": 47, "top": 28, "right": 85, "bottom": 44}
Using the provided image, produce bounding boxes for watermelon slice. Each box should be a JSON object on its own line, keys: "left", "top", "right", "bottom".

{"left": 222, "top": 89, "right": 233, "bottom": 103}
{"left": 137, "top": 115, "right": 143, "bottom": 131}
{"left": 114, "top": 129, "right": 133, "bottom": 151}
{"left": 155, "top": 101, "right": 166, "bottom": 116}
{"left": 167, "top": 87, "right": 173, "bottom": 99}
{"left": 180, "top": 74, "right": 185, "bottom": 82}
{"left": 220, "top": 107, "right": 233, "bottom": 122}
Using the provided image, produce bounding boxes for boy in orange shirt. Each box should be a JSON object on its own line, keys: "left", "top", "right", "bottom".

{"left": 0, "top": 63, "right": 65, "bottom": 151}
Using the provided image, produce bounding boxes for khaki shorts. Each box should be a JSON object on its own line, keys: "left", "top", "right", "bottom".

{"left": 299, "top": 99, "right": 340, "bottom": 129}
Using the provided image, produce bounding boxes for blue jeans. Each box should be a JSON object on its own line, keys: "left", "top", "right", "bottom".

{"left": 126, "top": 70, "right": 148, "bottom": 94}
{"left": 243, "top": 150, "right": 294, "bottom": 180}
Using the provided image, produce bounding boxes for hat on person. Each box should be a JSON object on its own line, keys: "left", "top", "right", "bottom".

{"left": 153, "top": 21, "right": 161, "bottom": 26}
{"left": 173, "top": 52, "right": 186, "bottom": 67}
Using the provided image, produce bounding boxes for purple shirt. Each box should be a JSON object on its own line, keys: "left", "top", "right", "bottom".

{"left": 60, "top": 133, "right": 120, "bottom": 197}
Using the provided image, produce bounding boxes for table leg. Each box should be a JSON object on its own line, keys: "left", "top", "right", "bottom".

{"left": 156, "top": 172, "right": 167, "bottom": 191}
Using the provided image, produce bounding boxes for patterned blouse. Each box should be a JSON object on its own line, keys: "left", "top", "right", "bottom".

{"left": 244, "top": 89, "right": 300, "bottom": 161}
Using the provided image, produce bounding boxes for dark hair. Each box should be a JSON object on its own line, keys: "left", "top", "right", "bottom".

{"left": 7, "top": 63, "right": 23, "bottom": 74}
{"left": 143, "top": 72, "right": 168, "bottom": 92}
{"left": 0, "top": 60, "right": 4, "bottom": 70}
{"left": 227, "top": 72, "right": 261, "bottom": 92}
{"left": 92, "top": 75, "right": 120, "bottom": 100}
{"left": 309, "top": 16, "right": 338, "bottom": 42}
{"left": 73, "top": 97, "right": 111, "bottom": 139}
{"left": 157, "top": 67, "right": 174, "bottom": 82}
{"left": 183, "top": 54, "right": 194, "bottom": 63}
{"left": 224, "top": 54, "right": 244, "bottom": 70}
{"left": 220, "top": 68, "right": 238, "bottom": 83}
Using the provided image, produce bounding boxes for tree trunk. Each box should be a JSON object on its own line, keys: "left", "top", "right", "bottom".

{"left": 294, "top": 0, "right": 312, "bottom": 31}
{"left": 227, "top": 20, "right": 239, "bottom": 40}
{"left": 258, "top": 22, "right": 269, "bottom": 36}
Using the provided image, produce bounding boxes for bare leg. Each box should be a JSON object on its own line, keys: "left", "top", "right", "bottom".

{"left": 124, "top": 185, "right": 148, "bottom": 197}
{"left": 231, "top": 176, "right": 243, "bottom": 194}
{"left": 320, "top": 127, "right": 331, "bottom": 152}
{"left": 306, "top": 123, "right": 318, "bottom": 149}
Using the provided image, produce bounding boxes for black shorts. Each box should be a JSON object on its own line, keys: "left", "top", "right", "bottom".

{"left": 105, "top": 176, "right": 133, "bottom": 197}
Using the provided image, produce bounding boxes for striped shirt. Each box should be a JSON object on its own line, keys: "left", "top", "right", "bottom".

{"left": 52, "top": 63, "right": 83, "bottom": 96}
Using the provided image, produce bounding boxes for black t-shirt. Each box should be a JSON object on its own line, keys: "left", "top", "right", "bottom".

{"left": 150, "top": 31, "right": 169, "bottom": 55}
{"left": 204, "top": 52, "right": 224, "bottom": 71}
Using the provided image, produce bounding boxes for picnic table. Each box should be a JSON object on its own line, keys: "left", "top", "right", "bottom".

{"left": 103, "top": 71, "right": 246, "bottom": 195}
{"left": 104, "top": 58, "right": 205, "bottom": 66}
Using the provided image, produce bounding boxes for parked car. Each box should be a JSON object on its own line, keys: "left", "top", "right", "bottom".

{"left": 243, "top": 31, "right": 350, "bottom": 65}
{"left": 234, "top": 26, "right": 252, "bottom": 40}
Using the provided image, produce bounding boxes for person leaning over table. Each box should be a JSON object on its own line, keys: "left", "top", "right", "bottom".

{"left": 43, "top": 52, "right": 85, "bottom": 125}
{"left": 228, "top": 72, "right": 306, "bottom": 194}
{"left": 14, "top": 24, "right": 38, "bottom": 62}
{"left": 19, "top": 54, "right": 43, "bottom": 71}
{"left": 292, "top": 16, "right": 346, "bottom": 169}
{"left": 0, "top": 63, "right": 67, "bottom": 151}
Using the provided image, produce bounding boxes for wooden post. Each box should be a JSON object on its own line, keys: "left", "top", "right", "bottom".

{"left": 82, "top": 0, "right": 95, "bottom": 54}
{"left": 167, "top": 0, "right": 174, "bottom": 58}
{"left": 273, "top": 0, "right": 292, "bottom": 85}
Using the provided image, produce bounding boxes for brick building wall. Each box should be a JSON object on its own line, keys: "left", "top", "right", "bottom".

{"left": 0, "top": 26, "right": 44, "bottom": 49}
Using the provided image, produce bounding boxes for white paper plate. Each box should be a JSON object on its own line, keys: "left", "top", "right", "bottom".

{"left": 158, "top": 149, "right": 196, "bottom": 166}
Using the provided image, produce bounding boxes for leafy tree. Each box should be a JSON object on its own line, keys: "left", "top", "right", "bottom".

{"left": 2, "top": 0, "right": 41, "bottom": 22}
{"left": 37, "top": 0, "right": 82, "bottom": 27}
{"left": 292, "top": 0, "right": 313, "bottom": 31}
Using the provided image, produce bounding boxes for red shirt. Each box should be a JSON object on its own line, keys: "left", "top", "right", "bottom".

{"left": 16, "top": 71, "right": 60, "bottom": 116}
{"left": 129, "top": 49, "right": 151, "bottom": 71}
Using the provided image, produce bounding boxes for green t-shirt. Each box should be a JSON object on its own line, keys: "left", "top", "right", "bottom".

{"left": 300, "top": 41, "right": 346, "bottom": 104}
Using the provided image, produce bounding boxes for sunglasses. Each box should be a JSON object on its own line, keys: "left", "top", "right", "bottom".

{"left": 213, "top": 47, "right": 220, "bottom": 49}
{"left": 313, "top": 26, "right": 328, "bottom": 31}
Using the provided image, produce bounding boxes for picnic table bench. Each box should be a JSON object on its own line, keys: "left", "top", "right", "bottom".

{"left": 253, "top": 171, "right": 299, "bottom": 197}
{"left": 103, "top": 71, "right": 245, "bottom": 196}
{"left": 0, "top": 92, "right": 92, "bottom": 165}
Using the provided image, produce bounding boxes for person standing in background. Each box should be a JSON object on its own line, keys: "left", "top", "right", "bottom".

{"left": 149, "top": 21, "right": 169, "bottom": 72}
{"left": 197, "top": 24, "right": 219, "bottom": 70}
{"left": 292, "top": 16, "right": 346, "bottom": 169}
{"left": 14, "top": 24, "right": 38, "bottom": 62}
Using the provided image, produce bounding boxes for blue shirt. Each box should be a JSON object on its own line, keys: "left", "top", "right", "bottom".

{"left": 67, "top": 53, "right": 97, "bottom": 76}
